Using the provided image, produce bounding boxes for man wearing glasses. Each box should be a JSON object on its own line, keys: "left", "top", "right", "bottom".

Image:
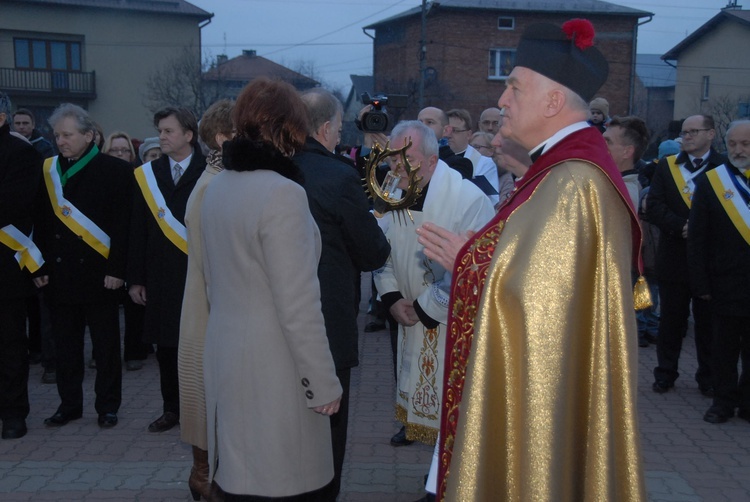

{"left": 648, "top": 114, "right": 726, "bottom": 397}
{"left": 478, "top": 107, "right": 503, "bottom": 135}
{"left": 445, "top": 109, "right": 499, "bottom": 206}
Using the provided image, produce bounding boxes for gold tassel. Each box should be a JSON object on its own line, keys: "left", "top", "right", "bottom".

{"left": 633, "top": 276, "right": 653, "bottom": 311}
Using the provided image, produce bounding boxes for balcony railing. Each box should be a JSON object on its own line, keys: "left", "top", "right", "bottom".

{"left": 0, "top": 68, "right": 96, "bottom": 99}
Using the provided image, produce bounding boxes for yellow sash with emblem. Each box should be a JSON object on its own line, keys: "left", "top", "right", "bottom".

{"left": 707, "top": 165, "right": 750, "bottom": 246}
{"left": 134, "top": 162, "right": 188, "bottom": 254}
{"left": 667, "top": 155, "right": 706, "bottom": 208}
{"left": 0, "top": 225, "right": 44, "bottom": 272}
{"left": 42, "top": 157, "right": 111, "bottom": 258}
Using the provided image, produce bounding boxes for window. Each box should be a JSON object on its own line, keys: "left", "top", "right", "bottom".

{"left": 489, "top": 49, "right": 515, "bottom": 80}
{"left": 497, "top": 17, "right": 515, "bottom": 30}
{"left": 14, "top": 38, "right": 82, "bottom": 71}
{"left": 701, "top": 76, "right": 710, "bottom": 101}
{"left": 739, "top": 102, "right": 750, "bottom": 117}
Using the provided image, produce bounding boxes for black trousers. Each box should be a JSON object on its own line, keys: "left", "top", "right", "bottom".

{"left": 51, "top": 300, "right": 122, "bottom": 415}
{"left": 327, "top": 368, "right": 351, "bottom": 500}
{"left": 224, "top": 480, "right": 334, "bottom": 502}
{"left": 156, "top": 345, "right": 179, "bottom": 414}
{"left": 0, "top": 299, "right": 30, "bottom": 420}
{"left": 653, "top": 279, "right": 713, "bottom": 388}
{"left": 122, "top": 291, "right": 147, "bottom": 361}
{"left": 711, "top": 314, "right": 750, "bottom": 413}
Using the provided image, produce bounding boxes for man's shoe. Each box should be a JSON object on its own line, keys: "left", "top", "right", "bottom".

{"left": 148, "top": 412, "right": 179, "bottom": 433}
{"left": 652, "top": 380, "right": 673, "bottom": 394}
{"left": 737, "top": 409, "right": 750, "bottom": 423}
{"left": 88, "top": 358, "right": 96, "bottom": 369}
{"left": 638, "top": 337, "right": 649, "bottom": 348}
{"left": 2, "top": 418, "right": 28, "bottom": 439}
{"left": 98, "top": 413, "right": 118, "bottom": 428}
{"left": 44, "top": 411, "right": 82, "bottom": 427}
{"left": 125, "top": 360, "right": 143, "bottom": 371}
{"left": 704, "top": 406, "right": 732, "bottom": 424}
{"left": 699, "top": 387, "right": 715, "bottom": 398}
{"left": 28, "top": 352, "right": 42, "bottom": 365}
{"left": 41, "top": 370, "right": 56, "bottom": 384}
{"left": 364, "top": 320, "right": 387, "bottom": 333}
{"left": 390, "top": 426, "right": 414, "bottom": 447}
{"left": 644, "top": 332, "right": 658, "bottom": 344}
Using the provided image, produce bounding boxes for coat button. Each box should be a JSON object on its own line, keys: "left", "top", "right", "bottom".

{"left": 79, "top": 258, "right": 84, "bottom": 264}
{"left": 55, "top": 234, "right": 61, "bottom": 239}
{"left": 301, "top": 378, "right": 309, "bottom": 387}
{"left": 56, "top": 257, "right": 62, "bottom": 263}
{"left": 78, "top": 235, "right": 83, "bottom": 240}
{"left": 305, "top": 390, "right": 314, "bottom": 399}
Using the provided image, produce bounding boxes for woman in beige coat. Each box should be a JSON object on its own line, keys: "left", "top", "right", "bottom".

{"left": 178, "top": 99, "right": 234, "bottom": 501}
{"left": 200, "top": 78, "right": 342, "bottom": 501}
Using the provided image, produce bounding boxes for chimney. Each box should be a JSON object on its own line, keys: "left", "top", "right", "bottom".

{"left": 217, "top": 54, "right": 228, "bottom": 65}
{"left": 243, "top": 50, "right": 257, "bottom": 58}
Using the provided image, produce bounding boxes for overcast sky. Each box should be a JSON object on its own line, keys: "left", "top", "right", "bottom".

{"left": 192, "top": 0, "right": 732, "bottom": 91}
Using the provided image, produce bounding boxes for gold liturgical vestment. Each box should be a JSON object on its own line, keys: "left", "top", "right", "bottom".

{"left": 440, "top": 127, "right": 645, "bottom": 501}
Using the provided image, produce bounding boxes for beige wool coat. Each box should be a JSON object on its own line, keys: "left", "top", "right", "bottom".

{"left": 200, "top": 166, "right": 342, "bottom": 497}
{"left": 178, "top": 161, "right": 222, "bottom": 450}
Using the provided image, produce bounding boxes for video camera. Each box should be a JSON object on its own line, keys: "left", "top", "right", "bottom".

{"left": 359, "top": 92, "right": 408, "bottom": 133}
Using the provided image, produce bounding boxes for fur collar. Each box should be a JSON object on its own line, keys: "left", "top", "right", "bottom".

{"left": 222, "top": 136, "right": 304, "bottom": 185}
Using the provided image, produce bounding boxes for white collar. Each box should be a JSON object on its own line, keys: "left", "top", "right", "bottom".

{"left": 528, "top": 121, "right": 590, "bottom": 158}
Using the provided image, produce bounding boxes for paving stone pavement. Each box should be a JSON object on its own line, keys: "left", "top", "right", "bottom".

{"left": 2, "top": 276, "right": 750, "bottom": 500}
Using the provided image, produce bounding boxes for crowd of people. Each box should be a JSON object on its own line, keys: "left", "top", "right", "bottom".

{"left": 1, "top": 16, "right": 748, "bottom": 502}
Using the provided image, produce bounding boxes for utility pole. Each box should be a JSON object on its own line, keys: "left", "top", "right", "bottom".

{"left": 418, "top": 0, "right": 427, "bottom": 109}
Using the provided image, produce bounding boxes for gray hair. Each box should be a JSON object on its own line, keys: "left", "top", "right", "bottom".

{"left": 0, "top": 91, "right": 12, "bottom": 117}
{"left": 727, "top": 119, "right": 750, "bottom": 138}
{"left": 48, "top": 103, "right": 96, "bottom": 134}
{"left": 300, "top": 87, "right": 342, "bottom": 134}
{"left": 390, "top": 120, "right": 438, "bottom": 158}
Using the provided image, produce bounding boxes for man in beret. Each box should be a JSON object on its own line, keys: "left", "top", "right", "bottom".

{"left": 423, "top": 19, "right": 646, "bottom": 501}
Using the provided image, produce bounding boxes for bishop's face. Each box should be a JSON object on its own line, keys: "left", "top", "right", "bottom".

{"left": 54, "top": 116, "right": 94, "bottom": 160}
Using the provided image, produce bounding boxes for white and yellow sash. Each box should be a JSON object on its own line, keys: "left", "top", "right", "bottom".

{"left": 134, "top": 162, "right": 188, "bottom": 254}
{"left": 706, "top": 165, "right": 750, "bottom": 246}
{"left": 667, "top": 155, "right": 706, "bottom": 208}
{"left": 43, "top": 157, "right": 111, "bottom": 258}
{"left": 0, "top": 225, "right": 44, "bottom": 272}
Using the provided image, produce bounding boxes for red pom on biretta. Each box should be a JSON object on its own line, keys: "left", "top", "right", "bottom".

{"left": 562, "top": 19, "right": 595, "bottom": 50}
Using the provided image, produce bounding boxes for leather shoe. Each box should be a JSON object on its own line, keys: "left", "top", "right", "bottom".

{"left": 125, "top": 360, "right": 143, "bottom": 371}
{"left": 704, "top": 406, "right": 732, "bottom": 424}
{"left": 44, "top": 411, "right": 82, "bottom": 427}
{"left": 2, "top": 418, "right": 28, "bottom": 439}
{"left": 699, "top": 386, "right": 715, "bottom": 398}
{"left": 644, "top": 332, "right": 658, "bottom": 344}
{"left": 98, "top": 413, "right": 118, "bottom": 428}
{"left": 364, "top": 320, "right": 387, "bottom": 332}
{"left": 148, "top": 412, "right": 179, "bottom": 433}
{"left": 390, "top": 426, "right": 414, "bottom": 447}
{"left": 41, "top": 370, "right": 57, "bottom": 384}
{"left": 638, "top": 336, "right": 649, "bottom": 348}
{"left": 737, "top": 409, "right": 750, "bottom": 423}
{"left": 652, "top": 380, "right": 673, "bottom": 394}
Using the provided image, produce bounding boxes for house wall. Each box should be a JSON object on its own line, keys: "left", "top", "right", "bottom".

{"left": 0, "top": 3, "right": 204, "bottom": 140}
{"left": 372, "top": 10, "right": 639, "bottom": 128}
{"left": 672, "top": 21, "right": 750, "bottom": 121}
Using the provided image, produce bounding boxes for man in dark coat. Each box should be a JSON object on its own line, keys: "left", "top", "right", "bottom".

{"left": 294, "top": 88, "right": 390, "bottom": 500}
{"left": 128, "top": 107, "right": 205, "bottom": 433}
{"left": 688, "top": 119, "right": 750, "bottom": 424}
{"left": 0, "top": 92, "right": 43, "bottom": 439}
{"left": 12, "top": 108, "right": 55, "bottom": 158}
{"left": 648, "top": 114, "right": 726, "bottom": 395}
{"left": 35, "top": 103, "right": 132, "bottom": 428}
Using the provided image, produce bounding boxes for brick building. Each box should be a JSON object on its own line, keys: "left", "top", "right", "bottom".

{"left": 364, "top": 0, "right": 652, "bottom": 125}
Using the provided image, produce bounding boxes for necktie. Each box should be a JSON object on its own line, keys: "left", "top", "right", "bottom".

{"left": 173, "top": 163, "right": 183, "bottom": 184}
{"left": 692, "top": 158, "right": 704, "bottom": 171}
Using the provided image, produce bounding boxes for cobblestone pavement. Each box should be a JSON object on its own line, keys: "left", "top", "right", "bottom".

{"left": 2, "top": 277, "right": 749, "bottom": 500}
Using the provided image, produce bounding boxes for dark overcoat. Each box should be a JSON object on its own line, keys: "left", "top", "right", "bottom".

{"left": 0, "top": 123, "right": 42, "bottom": 300}
{"left": 128, "top": 150, "right": 205, "bottom": 347}
{"left": 294, "top": 137, "right": 390, "bottom": 369}
{"left": 34, "top": 142, "right": 133, "bottom": 304}
{"left": 647, "top": 149, "right": 726, "bottom": 283}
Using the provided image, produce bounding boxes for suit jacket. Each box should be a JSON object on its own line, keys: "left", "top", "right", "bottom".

{"left": 294, "top": 137, "right": 390, "bottom": 369}
{"left": 646, "top": 149, "right": 725, "bottom": 282}
{"left": 128, "top": 149, "right": 205, "bottom": 346}
{"left": 688, "top": 165, "right": 750, "bottom": 316}
{"left": 34, "top": 143, "right": 133, "bottom": 304}
{"left": 0, "top": 123, "right": 43, "bottom": 299}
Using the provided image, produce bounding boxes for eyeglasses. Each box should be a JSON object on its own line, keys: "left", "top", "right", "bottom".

{"left": 679, "top": 128, "right": 710, "bottom": 138}
{"left": 471, "top": 144, "right": 493, "bottom": 151}
{"left": 450, "top": 127, "right": 469, "bottom": 133}
{"left": 108, "top": 148, "right": 131, "bottom": 155}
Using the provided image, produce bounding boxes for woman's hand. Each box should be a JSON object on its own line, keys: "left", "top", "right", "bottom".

{"left": 314, "top": 396, "right": 342, "bottom": 416}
